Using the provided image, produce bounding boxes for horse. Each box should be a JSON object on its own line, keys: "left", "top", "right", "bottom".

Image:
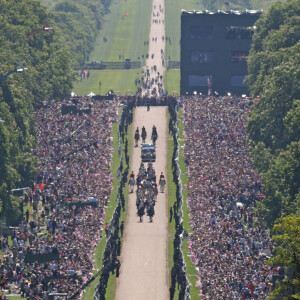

{"left": 153, "top": 186, "right": 158, "bottom": 199}
{"left": 151, "top": 133, "right": 158, "bottom": 145}
{"left": 137, "top": 203, "right": 145, "bottom": 222}
{"left": 129, "top": 178, "right": 135, "bottom": 193}
{"left": 159, "top": 178, "right": 166, "bottom": 193}
{"left": 141, "top": 130, "right": 147, "bottom": 143}
{"left": 147, "top": 205, "right": 155, "bottom": 222}
{"left": 134, "top": 131, "right": 140, "bottom": 147}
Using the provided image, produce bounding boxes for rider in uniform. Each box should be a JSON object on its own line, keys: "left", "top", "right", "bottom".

{"left": 152, "top": 125, "right": 157, "bottom": 136}
{"left": 142, "top": 126, "right": 146, "bottom": 136}
{"left": 130, "top": 171, "right": 135, "bottom": 180}
{"left": 160, "top": 172, "right": 165, "bottom": 181}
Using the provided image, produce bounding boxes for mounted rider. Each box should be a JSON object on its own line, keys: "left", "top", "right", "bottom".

{"left": 151, "top": 125, "right": 158, "bottom": 145}
{"left": 141, "top": 126, "right": 147, "bottom": 143}
{"left": 159, "top": 172, "right": 165, "bottom": 181}
{"left": 152, "top": 125, "right": 158, "bottom": 138}
{"left": 142, "top": 126, "right": 147, "bottom": 137}
{"left": 134, "top": 127, "right": 140, "bottom": 147}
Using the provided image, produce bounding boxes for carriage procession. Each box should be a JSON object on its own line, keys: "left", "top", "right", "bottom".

{"left": 130, "top": 125, "right": 166, "bottom": 222}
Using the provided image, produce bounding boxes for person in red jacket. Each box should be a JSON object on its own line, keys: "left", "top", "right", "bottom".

{"left": 159, "top": 172, "right": 165, "bottom": 180}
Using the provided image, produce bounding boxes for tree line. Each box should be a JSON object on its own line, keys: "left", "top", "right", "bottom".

{"left": 0, "top": 0, "right": 110, "bottom": 224}
{"left": 245, "top": 0, "right": 300, "bottom": 298}
{"left": 49, "top": 0, "right": 107, "bottom": 68}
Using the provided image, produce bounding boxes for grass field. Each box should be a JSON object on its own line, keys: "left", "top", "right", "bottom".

{"left": 72, "top": 0, "right": 152, "bottom": 95}
{"left": 166, "top": 110, "right": 179, "bottom": 299}
{"left": 167, "top": 109, "right": 200, "bottom": 299}
{"left": 164, "top": 69, "right": 180, "bottom": 95}
{"left": 177, "top": 108, "right": 200, "bottom": 298}
{"left": 73, "top": 70, "right": 142, "bottom": 96}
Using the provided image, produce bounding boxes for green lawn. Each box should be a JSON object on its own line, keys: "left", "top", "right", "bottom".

{"left": 167, "top": 110, "right": 179, "bottom": 299}
{"left": 7, "top": 296, "right": 23, "bottom": 300}
{"left": 164, "top": 69, "right": 180, "bottom": 95}
{"left": 73, "top": 69, "right": 142, "bottom": 96}
{"left": 177, "top": 108, "right": 200, "bottom": 298}
{"left": 73, "top": 0, "right": 152, "bottom": 96}
{"left": 167, "top": 108, "right": 200, "bottom": 299}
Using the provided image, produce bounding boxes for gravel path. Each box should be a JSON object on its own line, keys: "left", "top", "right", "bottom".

{"left": 116, "top": 106, "right": 169, "bottom": 300}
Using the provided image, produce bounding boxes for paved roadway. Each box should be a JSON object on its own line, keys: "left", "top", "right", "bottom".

{"left": 116, "top": 106, "right": 169, "bottom": 300}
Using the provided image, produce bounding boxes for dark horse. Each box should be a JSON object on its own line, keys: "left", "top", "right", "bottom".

{"left": 138, "top": 204, "right": 145, "bottom": 222}
{"left": 135, "top": 131, "right": 140, "bottom": 147}
{"left": 141, "top": 130, "right": 147, "bottom": 143}
{"left": 151, "top": 132, "right": 158, "bottom": 145}
{"left": 151, "top": 126, "right": 158, "bottom": 145}
{"left": 147, "top": 206, "right": 155, "bottom": 222}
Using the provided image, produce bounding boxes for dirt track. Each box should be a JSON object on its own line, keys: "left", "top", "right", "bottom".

{"left": 116, "top": 106, "right": 169, "bottom": 299}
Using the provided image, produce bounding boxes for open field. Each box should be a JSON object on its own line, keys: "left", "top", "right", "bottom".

{"left": 164, "top": 69, "right": 180, "bottom": 95}
{"left": 73, "top": 70, "right": 142, "bottom": 96}
{"left": 72, "top": 0, "right": 152, "bottom": 95}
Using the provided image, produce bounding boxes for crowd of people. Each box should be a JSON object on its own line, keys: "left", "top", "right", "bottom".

{"left": 0, "top": 97, "right": 119, "bottom": 299}
{"left": 183, "top": 96, "right": 275, "bottom": 299}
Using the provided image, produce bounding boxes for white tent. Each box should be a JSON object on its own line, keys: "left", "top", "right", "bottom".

{"left": 88, "top": 92, "right": 96, "bottom": 97}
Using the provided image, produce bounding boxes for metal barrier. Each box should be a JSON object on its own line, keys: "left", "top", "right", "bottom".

{"left": 167, "top": 61, "right": 180, "bottom": 70}
{"left": 85, "top": 61, "right": 142, "bottom": 70}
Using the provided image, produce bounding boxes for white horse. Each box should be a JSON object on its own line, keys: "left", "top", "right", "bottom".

{"left": 129, "top": 178, "right": 135, "bottom": 193}
{"left": 159, "top": 178, "right": 166, "bottom": 193}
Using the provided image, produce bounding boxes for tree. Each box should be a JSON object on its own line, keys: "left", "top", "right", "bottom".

{"left": 246, "top": 0, "right": 300, "bottom": 230}
{"left": 268, "top": 215, "right": 300, "bottom": 299}
{"left": 258, "top": 142, "right": 300, "bottom": 227}
{"left": 0, "top": 0, "right": 74, "bottom": 224}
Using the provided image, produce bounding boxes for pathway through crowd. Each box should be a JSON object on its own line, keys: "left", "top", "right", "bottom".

{"left": 142, "top": 0, "right": 166, "bottom": 96}
{"left": 116, "top": 106, "right": 169, "bottom": 299}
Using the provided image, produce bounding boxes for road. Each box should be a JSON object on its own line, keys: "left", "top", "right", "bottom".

{"left": 142, "top": 0, "right": 166, "bottom": 96}
{"left": 116, "top": 106, "right": 169, "bottom": 300}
